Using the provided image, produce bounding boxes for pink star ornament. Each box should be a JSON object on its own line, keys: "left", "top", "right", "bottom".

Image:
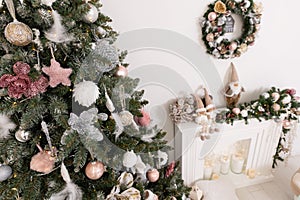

{"left": 42, "top": 59, "right": 72, "bottom": 87}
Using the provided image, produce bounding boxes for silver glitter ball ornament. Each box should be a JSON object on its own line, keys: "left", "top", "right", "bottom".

{"left": 0, "top": 165, "right": 12, "bottom": 182}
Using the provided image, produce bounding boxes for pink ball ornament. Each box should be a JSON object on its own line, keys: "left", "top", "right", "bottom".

{"left": 147, "top": 169, "right": 160, "bottom": 182}
{"left": 272, "top": 103, "right": 281, "bottom": 111}
{"left": 232, "top": 107, "right": 241, "bottom": 115}
{"left": 206, "top": 33, "right": 214, "bottom": 42}
{"left": 283, "top": 120, "right": 291, "bottom": 129}
{"left": 134, "top": 109, "right": 151, "bottom": 127}
{"left": 115, "top": 66, "right": 128, "bottom": 78}
{"left": 271, "top": 92, "right": 280, "bottom": 102}
{"left": 229, "top": 42, "right": 238, "bottom": 51}
{"left": 208, "top": 12, "right": 217, "bottom": 21}
{"left": 85, "top": 161, "right": 105, "bottom": 180}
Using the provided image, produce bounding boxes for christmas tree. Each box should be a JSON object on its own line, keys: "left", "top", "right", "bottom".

{"left": 0, "top": 0, "right": 190, "bottom": 199}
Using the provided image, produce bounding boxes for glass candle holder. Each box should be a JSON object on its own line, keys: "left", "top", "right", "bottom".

{"left": 203, "top": 164, "right": 213, "bottom": 180}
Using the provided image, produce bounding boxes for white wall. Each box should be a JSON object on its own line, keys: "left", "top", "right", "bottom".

{"left": 101, "top": 0, "right": 300, "bottom": 155}
{"left": 102, "top": 0, "right": 300, "bottom": 98}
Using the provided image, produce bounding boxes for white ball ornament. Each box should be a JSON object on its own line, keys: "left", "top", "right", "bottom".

{"left": 0, "top": 165, "right": 12, "bottom": 182}
{"left": 123, "top": 150, "right": 137, "bottom": 168}
{"left": 241, "top": 110, "right": 248, "bottom": 118}
{"left": 15, "top": 129, "right": 30, "bottom": 142}
{"left": 83, "top": 3, "right": 99, "bottom": 23}
{"left": 262, "top": 92, "right": 270, "bottom": 99}
{"left": 73, "top": 81, "right": 100, "bottom": 107}
{"left": 208, "top": 12, "right": 217, "bottom": 21}
{"left": 119, "top": 110, "right": 134, "bottom": 126}
{"left": 244, "top": 0, "right": 251, "bottom": 8}
{"left": 282, "top": 95, "right": 291, "bottom": 104}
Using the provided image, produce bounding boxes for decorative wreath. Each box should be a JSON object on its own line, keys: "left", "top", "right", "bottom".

{"left": 201, "top": 0, "right": 262, "bottom": 59}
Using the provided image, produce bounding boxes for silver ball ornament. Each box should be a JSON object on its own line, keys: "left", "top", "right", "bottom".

{"left": 82, "top": 3, "right": 99, "bottom": 23}
{"left": 15, "top": 129, "right": 30, "bottom": 142}
{"left": 0, "top": 165, "right": 12, "bottom": 182}
{"left": 4, "top": 21, "right": 33, "bottom": 46}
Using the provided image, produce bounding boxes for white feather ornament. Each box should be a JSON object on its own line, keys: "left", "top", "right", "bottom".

{"left": 0, "top": 114, "right": 16, "bottom": 140}
{"left": 111, "top": 112, "right": 124, "bottom": 140}
{"left": 40, "top": 0, "right": 57, "bottom": 7}
{"left": 50, "top": 162, "right": 82, "bottom": 200}
{"left": 141, "top": 130, "right": 158, "bottom": 143}
{"left": 45, "top": 10, "right": 73, "bottom": 43}
{"left": 73, "top": 81, "right": 100, "bottom": 107}
{"left": 134, "top": 156, "right": 146, "bottom": 174}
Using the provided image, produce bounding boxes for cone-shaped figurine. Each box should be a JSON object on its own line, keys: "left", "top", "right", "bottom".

{"left": 204, "top": 88, "right": 215, "bottom": 113}
{"left": 193, "top": 94, "right": 208, "bottom": 124}
{"left": 224, "top": 63, "right": 245, "bottom": 108}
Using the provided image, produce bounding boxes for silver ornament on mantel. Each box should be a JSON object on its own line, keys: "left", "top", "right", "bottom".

{"left": 82, "top": 3, "right": 99, "bottom": 23}
{"left": 15, "top": 129, "right": 30, "bottom": 142}
{"left": 0, "top": 164, "right": 12, "bottom": 182}
{"left": 4, "top": 0, "right": 33, "bottom": 46}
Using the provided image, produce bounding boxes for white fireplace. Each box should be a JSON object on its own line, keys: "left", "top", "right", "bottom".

{"left": 174, "top": 118, "right": 282, "bottom": 187}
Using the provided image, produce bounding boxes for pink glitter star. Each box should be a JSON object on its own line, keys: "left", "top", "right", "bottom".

{"left": 42, "top": 59, "right": 72, "bottom": 88}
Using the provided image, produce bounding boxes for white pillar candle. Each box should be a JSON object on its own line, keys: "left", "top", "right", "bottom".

{"left": 220, "top": 156, "right": 230, "bottom": 175}
{"left": 231, "top": 154, "right": 245, "bottom": 174}
{"left": 213, "top": 161, "right": 221, "bottom": 175}
{"left": 203, "top": 165, "right": 213, "bottom": 180}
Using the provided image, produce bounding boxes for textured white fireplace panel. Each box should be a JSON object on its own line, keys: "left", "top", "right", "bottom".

{"left": 175, "top": 119, "right": 282, "bottom": 186}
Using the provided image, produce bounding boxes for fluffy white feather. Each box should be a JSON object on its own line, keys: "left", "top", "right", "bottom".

{"left": 45, "top": 10, "right": 73, "bottom": 43}
{"left": 40, "top": 0, "right": 57, "bottom": 7}
{"left": 50, "top": 163, "right": 82, "bottom": 200}
{"left": 0, "top": 114, "right": 16, "bottom": 140}
{"left": 73, "top": 81, "right": 100, "bottom": 107}
{"left": 141, "top": 129, "right": 158, "bottom": 143}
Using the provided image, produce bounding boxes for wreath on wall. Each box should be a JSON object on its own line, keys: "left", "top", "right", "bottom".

{"left": 201, "top": 0, "right": 262, "bottom": 59}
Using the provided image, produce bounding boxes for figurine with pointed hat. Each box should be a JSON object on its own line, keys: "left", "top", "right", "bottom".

{"left": 224, "top": 63, "right": 245, "bottom": 108}
{"left": 204, "top": 88, "right": 215, "bottom": 113}
{"left": 193, "top": 94, "right": 207, "bottom": 124}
